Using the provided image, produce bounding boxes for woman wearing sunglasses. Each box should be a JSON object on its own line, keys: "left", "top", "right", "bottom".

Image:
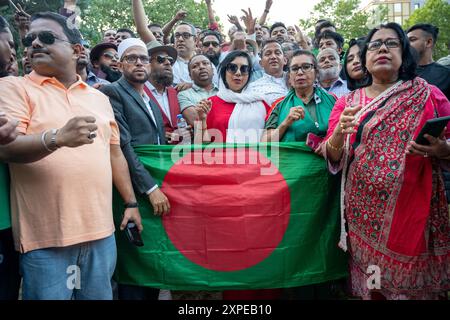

{"left": 322, "top": 23, "right": 450, "bottom": 299}
{"left": 196, "top": 50, "right": 269, "bottom": 143}
{"left": 262, "top": 50, "right": 337, "bottom": 143}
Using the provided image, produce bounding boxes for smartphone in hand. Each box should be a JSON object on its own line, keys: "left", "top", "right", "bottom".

{"left": 415, "top": 116, "right": 450, "bottom": 146}
{"left": 125, "top": 221, "right": 144, "bottom": 247}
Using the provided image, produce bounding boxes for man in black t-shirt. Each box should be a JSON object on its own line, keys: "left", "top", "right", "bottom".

{"left": 407, "top": 23, "right": 450, "bottom": 99}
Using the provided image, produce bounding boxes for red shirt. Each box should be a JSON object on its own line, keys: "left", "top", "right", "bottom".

{"left": 207, "top": 96, "right": 270, "bottom": 143}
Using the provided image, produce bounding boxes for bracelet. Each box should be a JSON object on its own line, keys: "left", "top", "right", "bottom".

{"left": 327, "top": 137, "right": 344, "bottom": 151}
{"left": 41, "top": 130, "right": 53, "bottom": 152}
{"left": 264, "top": 9, "right": 270, "bottom": 13}
{"left": 124, "top": 202, "right": 139, "bottom": 209}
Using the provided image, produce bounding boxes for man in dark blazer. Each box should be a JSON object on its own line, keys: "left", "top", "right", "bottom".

{"left": 101, "top": 38, "right": 172, "bottom": 300}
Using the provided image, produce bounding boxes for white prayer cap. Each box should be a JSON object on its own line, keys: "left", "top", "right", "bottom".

{"left": 117, "top": 38, "right": 147, "bottom": 60}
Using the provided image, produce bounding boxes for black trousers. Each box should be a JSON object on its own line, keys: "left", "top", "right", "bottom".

{"left": 0, "top": 228, "right": 21, "bottom": 300}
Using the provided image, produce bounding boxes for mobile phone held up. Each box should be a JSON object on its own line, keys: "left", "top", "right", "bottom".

{"left": 125, "top": 221, "right": 144, "bottom": 247}
{"left": 415, "top": 116, "right": 450, "bottom": 146}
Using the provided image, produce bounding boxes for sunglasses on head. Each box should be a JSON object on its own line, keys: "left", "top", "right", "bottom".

{"left": 152, "top": 55, "right": 175, "bottom": 65}
{"left": 22, "top": 31, "right": 72, "bottom": 47}
{"left": 226, "top": 63, "right": 250, "bottom": 75}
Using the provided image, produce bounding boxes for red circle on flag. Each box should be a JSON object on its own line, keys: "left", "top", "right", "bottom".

{"left": 161, "top": 148, "right": 291, "bottom": 272}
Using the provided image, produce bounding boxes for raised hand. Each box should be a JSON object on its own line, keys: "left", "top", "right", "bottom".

{"left": 240, "top": 8, "right": 257, "bottom": 34}
{"left": 175, "top": 10, "right": 188, "bottom": 22}
{"left": 227, "top": 15, "right": 240, "bottom": 27}
{"left": 13, "top": 3, "right": 31, "bottom": 33}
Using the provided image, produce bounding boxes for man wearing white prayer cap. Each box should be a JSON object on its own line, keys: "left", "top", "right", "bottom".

{"left": 100, "top": 38, "right": 171, "bottom": 300}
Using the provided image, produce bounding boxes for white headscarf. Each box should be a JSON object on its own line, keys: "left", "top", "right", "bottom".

{"left": 217, "top": 78, "right": 267, "bottom": 143}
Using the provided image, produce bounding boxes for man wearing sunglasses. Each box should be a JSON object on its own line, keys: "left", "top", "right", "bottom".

{"left": 201, "top": 31, "right": 223, "bottom": 67}
{"left": 143, "top": 42, "right": 183, "bottom": 143}
{"left": 0, "top": 12, "right": 143, "bottom": 300}
{"left": 101, "top": 38, "right": 171, "bottom": 300}
{"left": 90, "top": 42, "right": 121, "bottom": 83}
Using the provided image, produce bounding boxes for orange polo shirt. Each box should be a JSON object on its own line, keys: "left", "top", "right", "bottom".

{"left": 0, "top": 72, "right": 120, "bottom": 253}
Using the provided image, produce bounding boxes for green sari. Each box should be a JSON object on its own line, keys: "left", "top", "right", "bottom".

{"left": 277, "top": 87, "right": 336, "bottom": 142}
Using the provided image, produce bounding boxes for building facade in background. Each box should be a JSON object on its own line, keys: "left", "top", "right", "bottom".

{"left": 363, "top": 0, "right": 450, "bottom": 27}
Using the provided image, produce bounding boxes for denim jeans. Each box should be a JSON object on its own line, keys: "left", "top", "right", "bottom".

{"left": 20, "top": 234, "right": 116, "bottom": 300}
{"left": 0, "top": 228, "right": 21, "bottom": 300}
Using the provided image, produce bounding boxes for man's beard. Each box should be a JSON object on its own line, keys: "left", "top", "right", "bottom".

{"left": 206, "top": 52, "right": 220, "bottom": 66}
{"left": 319, "top": 66, "right": 340, "bottom": 81}
{"left": 127, "top": 71, "right": 149, "bottom": 84}
{"left": 101, "top": 64, "right": 122, "bottom": 82}
{"left": 151, "top": 70, "right": 173, "bottom": 87}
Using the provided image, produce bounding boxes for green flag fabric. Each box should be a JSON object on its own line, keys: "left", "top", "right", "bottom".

{"left": 113, "top": 142, "right": 348, "bottom": 290}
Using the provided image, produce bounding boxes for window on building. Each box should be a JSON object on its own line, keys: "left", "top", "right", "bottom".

{"left": 394, "top": 3, "right": 402, "bottom": 13}
{"left": 395, "top": 16, "right": 402, "bottom": 25}
{"left": 403, "top": 3, "right": 409, "bottom": 15}
{"left": 414, "top": 3, "right": 420, "bottom": 10}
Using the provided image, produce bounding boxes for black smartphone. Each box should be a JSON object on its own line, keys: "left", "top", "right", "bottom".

{"left": 125, "top": 221, "right": 144, "bottom": 247}
{"left": 415, "top": 116, "right": 450, "bottom": 145}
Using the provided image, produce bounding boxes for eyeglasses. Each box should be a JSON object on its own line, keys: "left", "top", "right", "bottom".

{"left": 122, "top": 55, "right": 150, "bottom": 64}
{"left": 175, "top": 32, "right": 194, "bottom": 40}
{"left": 226, "top": 63, "right": 250, "bottom": 75}
{"left": 103, "top": 52, "right": 120, "bottom": 61}
{"left": 367, "top": 38, "right": 401, "bottom": 51}
{"left": 151, "top": 55, "right": 175, "bottom": 65}
{"left": 22, "top": 31, "right": 71, "bottom": 47}
{"left": 203, "top": 41, "right": 219, "bottom": 48}
{"left": 289, "top": 63, "right": 315, "bottom": 73}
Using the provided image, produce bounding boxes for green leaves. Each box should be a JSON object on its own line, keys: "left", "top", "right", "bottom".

{"left": 299, "top": 0, "right": 383, "bottom": 44}
{"left": 404, "top": 0, "right": 450, "bottom": 60}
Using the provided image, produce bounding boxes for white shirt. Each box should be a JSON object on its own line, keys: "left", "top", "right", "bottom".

{"left": 172, "top": 57, "right": 191, "bottom": 86}
{"left": 141, "top": 93, "right": 161, "bottom": 145}
{"left": 247, "top": 72, "right": 289, "bottom": 106}
{"left": 141, "top": 93, "right": 160, "bottom": 195}
{"left": 145, "top": 82, "right": 172, "bottom": 125}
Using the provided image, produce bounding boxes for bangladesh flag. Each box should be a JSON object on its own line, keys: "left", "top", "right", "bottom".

{"left": 113, "top": 142, "right": 348, "bottom": 290}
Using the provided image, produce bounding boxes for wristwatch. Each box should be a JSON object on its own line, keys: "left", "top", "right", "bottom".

{"left": 124, "top": 202, "right": 139, "bottom": 209}
{"left": 49, "top": 129, "right": 60, "bottom": 151}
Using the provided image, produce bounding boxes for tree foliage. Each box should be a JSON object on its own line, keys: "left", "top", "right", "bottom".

{"left": 299, "top": 0, "right": 385, "bottom": 43}
{"left": 81, "top": 0, "right": 210, "bottom": 44}
{"left": 0, "top": 0, "right": 211, "bottom": 45}
{"left": 404, "top": 0, "right": 450, "bottom": 60}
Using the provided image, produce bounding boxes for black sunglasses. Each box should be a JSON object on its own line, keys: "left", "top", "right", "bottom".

{"left": 203, "top": 41, "right": 219, "bottom": 48}
{"left": 22, "top": 31, "right": 71, "bottom": 47}
{"left": 226, "top": 63, "right": 250, "bottom": 75}
{"left": 152, "top": 55, "right": 175, "bottom": 65}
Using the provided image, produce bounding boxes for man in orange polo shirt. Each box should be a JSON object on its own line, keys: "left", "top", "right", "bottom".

{"left": 0, "top": 12, "right": 142, "bottom": 300}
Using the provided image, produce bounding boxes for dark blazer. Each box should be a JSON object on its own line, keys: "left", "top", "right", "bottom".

{"left": 101, "top": 77, "right": 166, "bottom": 195}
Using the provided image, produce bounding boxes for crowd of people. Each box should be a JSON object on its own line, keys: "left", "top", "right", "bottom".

{"left": 0, "top": 0, "right": 449, "bottom": 300}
